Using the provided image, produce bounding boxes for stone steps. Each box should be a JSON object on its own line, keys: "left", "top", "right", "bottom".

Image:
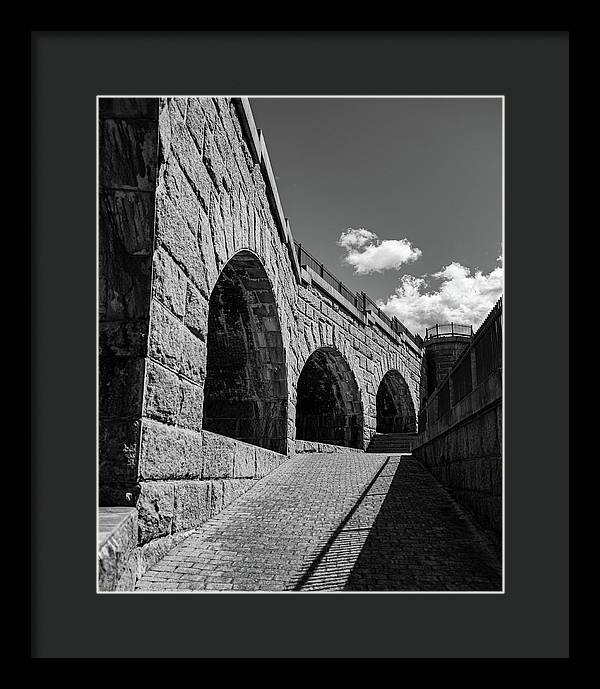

{"left": 366, "top": 433, "right": 417, "bottom": 454}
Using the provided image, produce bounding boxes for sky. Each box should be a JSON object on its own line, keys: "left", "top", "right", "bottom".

{"left": 250, "top": 97, "right": 503, "bottom": 337}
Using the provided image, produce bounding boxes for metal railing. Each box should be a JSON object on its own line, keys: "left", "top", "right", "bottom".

{"left": 295, "top": 241, "right": 423, "bottom": 347}
{"left": 473, "top": 297, "right": 503, "bottom": 384}
{"left": 425, "top": 323, "right": 473, "bottom": 340}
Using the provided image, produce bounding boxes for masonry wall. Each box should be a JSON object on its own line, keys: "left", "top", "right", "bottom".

{"left": 413, "top": 369, "right": 502, "bottom": 537}
{"left": 295, "top": 280, "right": 421, "bottom": 447}
{"left": 99, "top": 98, "right": 159, "bottom": 506}
{"left": 99, "top": 97, "right": 424, "bottom": 588}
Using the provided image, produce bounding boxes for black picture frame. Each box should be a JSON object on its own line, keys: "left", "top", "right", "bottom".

{"left": 30, "top": 29, "right": 571, "bottom": 659}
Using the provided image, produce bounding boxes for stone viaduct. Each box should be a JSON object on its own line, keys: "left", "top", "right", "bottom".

{"left": 99, "top": 97, "right": 429, "bottom": 589}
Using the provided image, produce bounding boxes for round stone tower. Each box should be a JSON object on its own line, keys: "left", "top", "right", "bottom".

{"left": 422, "top": 323, "right": 473, "bottom": 399}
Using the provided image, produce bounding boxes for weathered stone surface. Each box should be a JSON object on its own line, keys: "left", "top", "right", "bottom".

{"left": 179, "top": 328, "right": 205, "bottom": 383}
{"left": 178, "top": 379, "right": 204, "bottom": 432}
{"left": 148, "top": 301, "right": 183, "bottom": 372}
{"left": 222, "top": 478, "right": 256, "bottom": 509}
{"left": 202, "top": 431, "right": 235, "bottom": 478}
{"left": 154, "top": 191, "right": 204, "bottom": 290}
{"left": 100, "top": 117, "right": 157, "bottom": 191}
{"left": 168, "top": 100, "right": 213, "bottom": 211}
{"left": 152, "top": 248, "right": 187, "bottom": 318}
{"left": 99, "top": 229, "right": 152, "bottom": 322}
{"left": 100, "top": 356, "right": 145, "bottom": 419}
{"left": 255, "top": 447, "right": 285, "bottom": 478}
{"left": 139, "top": 419, "right": 203, "bottom": 480}
{"left": 100, "top": 188, "right": 155, "bottom": 256}
{"left": 99, "top": 320, "right": 148, "bottom": 358}
{"left": 143, "top": 360, "right": 180, "bottom": 424}
{"left": 184, "top": 285, "right": 208, "bottom": 340}
{"left": 173, "top": 480, "right": 211, "bottom": 533}
{"left": 210, "top": 480, "right": 224, "bottom": 517}
{"left": 137, "top": 481, "right": 175, "bottom": 544}
{"left": 99, "top": 419, "right": 140, "bottom": 485}
{"left": 233, "top": 442, "right": 255, "bottom": 478}
{"left": 98, "top": 507, "right": 138, "bottom": 591}
{"left": 115, "top": 550, "right": 139, "bottom": 591}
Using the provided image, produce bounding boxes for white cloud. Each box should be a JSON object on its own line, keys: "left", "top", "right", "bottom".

{"left": 338, "top": 228, "right": 422, "bottom": 274}
{"left": 379, "top": 261, "right": 503, "bottom": 337}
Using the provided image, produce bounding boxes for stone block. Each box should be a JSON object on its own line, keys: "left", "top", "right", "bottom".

{"left": 99, "top": 230, "right": 152, "bottom": 321}
{"left": 481, "top": 408, "right": 501, "bottom": 457}
{"left": 173, "top": 480, "right": 211, "bottom": 533}
{"left": 99, "top": 320, "right": 148, "bottom": 359}
{"left": 144, "top": 360, "right": 180, "bottom": 424}
{"left": 178, "top": 379, "right": 204, "bottom": 432}
{"left": 139, "top": 419, "right": 203, "bottom": 480}
{"left": 136, "top": 481, "right": 175, "bottom": 544}
{"left": 99, "top": 419, "right": 140, "bottom": 485}
{"left": 202, "top": 432, "right": 235, "bottom": 479}
{"left": 148, "top": 301, "right": 183, "bottom": 372}
{"left": 169, "top": 102, "right": 213, "bottom": 210}
{"left": 210, "top": 480, "right": 224, "bottom": 517}
{"left": 100, "top": 188, "right": 155, "bottom": 255}
{"left": 184, "top": 285, "right": 208, "bottom": 340}
{"left": 255, "top": 447, "right": 285, "bottom": 478}
{"left": 154, "top": 191, "right": 204, "bottom": 290}
{"left": 100, "top": 117, "right": 157, "bottom": 191}
{"left": 180, "top": 327, "right": 206, "bottom": 383}
{"left": 99, "top": 356, "right": 145, "bottom": 420}
{"left": 115, "top": 550, "right": 139, "bottom": 591}
{"left": 233, "top": 442, "right": 256, "bottom": 478}
{"left": 152, "top": 248, "right": 187, "bottom": 318}
{"left": 185, "top": 98, "right": 207, "bottom": 155}
{"left": 159, "top": 152, "right": 201, "bottom": 234}
{"left": 98, "top": 507, "right": 138, "bottom": 591}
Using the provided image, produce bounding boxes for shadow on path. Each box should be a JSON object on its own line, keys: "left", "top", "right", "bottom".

{"left": 300, "top": 457, "right": 502, "bottom": 591}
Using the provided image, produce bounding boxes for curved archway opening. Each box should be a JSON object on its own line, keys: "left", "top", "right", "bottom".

{"left": 376, "top": 370, "right": 416, "bottom": 433}
{"left": 295, "top": 347, "right": 363, "bottom": 449}
{"left": 202, "top": 250, "right": 287, "bottom": 454}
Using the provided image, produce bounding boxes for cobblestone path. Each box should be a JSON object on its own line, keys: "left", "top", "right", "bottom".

{"left": 136, "top": 454, "right": 502, "bottom": 592}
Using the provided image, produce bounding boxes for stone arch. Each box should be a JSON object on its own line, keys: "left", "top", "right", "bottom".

{"left": 375, "top": 370, "right": 417, "bottom": 433}
{"left": 295, "top": 346, "right": 364, "bottom": 449}
{"left": 202, "top": 249, "right": 288, "bottom": 454}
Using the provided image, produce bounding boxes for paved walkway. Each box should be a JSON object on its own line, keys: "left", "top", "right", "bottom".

{"left": 136, "top": 454, "right": 501, "bottom": 592}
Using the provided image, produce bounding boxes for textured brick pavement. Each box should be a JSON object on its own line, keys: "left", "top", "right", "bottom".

{"left": 136, "top": 454, "right": 501, "bottom": 592}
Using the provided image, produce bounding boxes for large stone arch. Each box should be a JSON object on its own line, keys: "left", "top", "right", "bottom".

{"left": 295, "top": 346, "right": 364, "bottom": 449}
{"left": 375, "top": 369, "right": 417, "bottom": 434}
{"left": 202, "top": 249, "right": 288, "bottom": 454}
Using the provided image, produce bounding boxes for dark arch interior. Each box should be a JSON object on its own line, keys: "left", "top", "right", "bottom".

{"left": 202, "top": 251, "right": 287, "bottom": 454}
{"left": 376, "top": 370, "right": 417, "bottom": 433}
{"left": 295, "top": 348, "right": 364, "bottom": 449}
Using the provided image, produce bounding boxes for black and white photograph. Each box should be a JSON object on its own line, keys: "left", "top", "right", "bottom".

{"left": 98, "top": 95, "right": 504, "bottom": 593}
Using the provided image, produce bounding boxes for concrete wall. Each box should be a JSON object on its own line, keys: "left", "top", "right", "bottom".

{"left": 99, "top": 97, "right": 424, "bottom": 588}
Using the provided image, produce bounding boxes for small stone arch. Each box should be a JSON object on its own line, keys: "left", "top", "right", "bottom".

{"left": 295, "top": 346, "right": 364, "bottom": 449}
{"left": 375, "top": 370, "right": 417, "bottom": 434}
{"left": 202, "top": 249, "right": 288, "bottom": 454}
